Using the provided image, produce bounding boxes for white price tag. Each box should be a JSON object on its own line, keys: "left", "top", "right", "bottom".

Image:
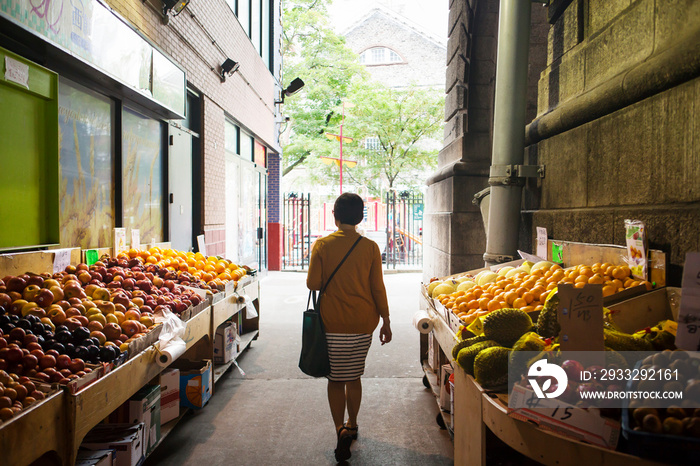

{"left": 5, "top": 56, "right": 29, "bottom": 88}
{"left": 536, "top": 227, "right": 548, "bottom": 260}
{"left": 53, "top": 249, "right": 71, "bottom": 274}
{"left": 674, "top": 252, "right": 700, "bottom": 351}
{"left": 197, "top": 234, "right": 207, "bottom": 256}
{"left": 131, "top": 229, "right": 140, "bottom": 250}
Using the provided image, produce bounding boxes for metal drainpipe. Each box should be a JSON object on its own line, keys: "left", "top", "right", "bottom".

{"left": 483, "top": 0, "right": 533, "bottom": 267}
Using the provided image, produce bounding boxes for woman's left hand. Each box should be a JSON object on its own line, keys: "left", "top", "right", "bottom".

{"left": 379, "top": 320, "right": 392, "bottom": 345}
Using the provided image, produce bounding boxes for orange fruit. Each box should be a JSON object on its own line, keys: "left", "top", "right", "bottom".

{"left": 534, "top": 304, "right": 544, "bottom": 312}
{"left": 472, "top": 288, "right": 483, "bottom": 299}
{"left": 504, "top": 291, "right": 518, "bottom": 305}
{"left": 467, "top": 300, "right": 480, "bottom": 310}
{"left": 522, "top": 292, "right": 534, "bottom": 304}
{"left": 579, "top": 266, "right": 594, "bottom": 278}
{"left": 574, "top": 281, "right": 586, "bottom": 288}
{"left": 588, "top": 273, "right": 605, "bottom": 285}
{"left": 513, "top": 297, "right": 527, "bottom": 308}
{"left": 602, "top": 285, "right": 616, "bottom": 297}
{"left": 575, "top": 274, "right": 589, "bottom": 284}
{"left": 487, "top": 300, "right": 502, "bottom": 312}
{"left": 478, "top": 298, "right": 490, "bottom": 310}
{"left": 521, "top": 305, "right": 535, "bottom": 313}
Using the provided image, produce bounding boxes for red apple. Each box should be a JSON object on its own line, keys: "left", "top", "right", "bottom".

{"left": 6, "top": 277, "right": 27, "bottom": 293}
{"left": 63, "top": 317, "right": 82, "bottom": 331}
{"left": 21, "top": 354, "right": 38, "bottom": 370}
{"left": 34, "top": 289, "right": 54, "bottom": 308}
{"left": 68, "top": 358, "right": 85, "bottom": 373}
{"left": 38, "top": 355, "right": 56, "bottom": 369}
{"left": 56, "top": 354, "right": 72, "bottom": 370}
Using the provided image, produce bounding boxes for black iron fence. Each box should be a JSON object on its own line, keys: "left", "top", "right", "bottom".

{"left": 282, "top": 193, "right": 311, "bottom": 270}
{"left": 385, "top": 191, "right": 424, "bottom": 269}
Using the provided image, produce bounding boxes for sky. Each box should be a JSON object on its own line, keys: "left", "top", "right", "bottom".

{"left": 327, "top": 0, "right": 449, "bottom": 44}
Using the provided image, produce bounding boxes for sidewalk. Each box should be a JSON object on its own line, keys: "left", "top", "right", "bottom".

{"left": 146, "top": 271, "right": 453, "bottom": 465}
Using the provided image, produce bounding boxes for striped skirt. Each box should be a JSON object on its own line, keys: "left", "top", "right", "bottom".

{"left": 326, "top": 333, "right": 373, "bottom": 382}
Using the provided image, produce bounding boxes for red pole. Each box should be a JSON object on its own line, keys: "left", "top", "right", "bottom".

{"left": 339, "top": 102, "right": 345, "bottom": 196}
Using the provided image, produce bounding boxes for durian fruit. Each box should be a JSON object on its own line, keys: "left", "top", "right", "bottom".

{"left": 451, "top": 335, "right": 489, "bottom": 359}
{"left": 536, "top": 293, "right": 560, "bottom": 338}
{"left": 483, "top": 308, "right": 534, "bottom": 347}
{"left": 474, "top": 346, "right": 512, "bottom": 389}
{"left": 455, "top": 340, "right": 500, "bottom": 375}
{"left": 604, "top": 328, "right": 654, "bottom": 352}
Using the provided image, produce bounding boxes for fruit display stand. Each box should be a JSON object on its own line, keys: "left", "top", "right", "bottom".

{"left": 0, "top": 389, "right": 70, "bottom": 466}
{"left": 421, "top": 304, "right": 667, "bottom": 466}
{"left": 419, "top": 241, "right": 671, "bottom": 466}
{"left": 0, "top": 249, "right": 260, "bottom": 466}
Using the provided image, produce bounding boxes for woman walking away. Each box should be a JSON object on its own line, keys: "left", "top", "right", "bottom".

{"left": 307, "top": 193, "right": 392, "bottom": 463}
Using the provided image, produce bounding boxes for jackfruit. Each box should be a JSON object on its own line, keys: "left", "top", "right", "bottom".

{"left": 604, "top": 347, "right": 629, "bottom": 370}
{"left": 510, "top": 332, "right": 548, "bottom": 376}
{"left": 451, "top": 335, "right": 489, "bottom": 359}
{"left": 636, "top": 321, "right": 676, "bottom": 351}
{"left": 536, "top": 293, "right": 560, "bottom": 338}
{"left": 482, "top": 308, "right": 534, "bottom": 347}
{"left": 455, "top": 340, "right": 500, "bottom": 375}
{"left": 604, "top": 328, "right": 654, "bottom": 352}
{"left": 474, "top": 346, "right": 512, "bottom": 389}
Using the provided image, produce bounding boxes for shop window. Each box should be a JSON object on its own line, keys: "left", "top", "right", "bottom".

{"left": 58, "top": 78, "right": 115, "bottom": 249}
{"left": 240, "top": 131, "right": 254, "bottom": 162}
{"left": 122, "top": 107, "right": 164, "bottom": 243}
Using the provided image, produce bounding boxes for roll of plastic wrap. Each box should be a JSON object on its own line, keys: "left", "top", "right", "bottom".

{"left": 412, "top": 310, "right": 433, "bottom": 334}
{"left": 156, "top": 339, "right": 186, "bottom": 367}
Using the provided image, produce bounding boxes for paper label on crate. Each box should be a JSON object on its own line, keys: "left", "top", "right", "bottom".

{"left": 5, "top": 56, "right": 29, "bottom": 88}
{"left": 197, "top": 234, "right": 206, "bottom": 256}
{"left": 85, "top": 249, "right": 99, "bottom": 266}
{"left": 674, "top": 252, "right": 700, "bottom": 350}
{"left": 552, "top": 242, "right": 564, "bottom": 264}
{"left": 508, "top": 384, "right": 619, "bottom": 449}
{"left": 625, "top": 220, "right": 647, "bottom": 280}
{"left": 113, "top": 228, "right": 127, "bottom": 255}
{"left": 536, "top": 227, "right": 548, "bottom": 260}
{"left": 467, "top": 315, "right": 484, "bottom": 336}
{"left": 557, "top": 284, "right": 605, "bottom": 351}
{"left": 131, "top": 229, "right": 140, "bottom": 250}
{"left": 53, "top": 249, "right": 71, "bottom": 273}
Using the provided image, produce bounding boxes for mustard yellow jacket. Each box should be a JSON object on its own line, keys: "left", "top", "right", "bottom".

{"left": 306, "top": 225, "right": 390, "bottom": 334}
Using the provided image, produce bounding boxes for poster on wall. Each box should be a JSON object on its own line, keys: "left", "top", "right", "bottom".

{"left": 58, "top": 78, "right": 114, "bottom": 249}
{"left": 0, "top": 0, "right": 184, "bottom": 115}
{"left": 122, "top": 108, "right": 163, "bottom": 244}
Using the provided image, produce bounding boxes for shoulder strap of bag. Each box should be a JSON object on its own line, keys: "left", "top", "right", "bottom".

{"left": 320, "top": 235, "right": 363, "bottom": 296}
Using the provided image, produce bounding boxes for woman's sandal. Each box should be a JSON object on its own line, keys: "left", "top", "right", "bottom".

{"left": 335, "top": 426, "right": 353, "bottom": 462}
{"left": 343, "top": 423, "right": 358, "bottom": 440}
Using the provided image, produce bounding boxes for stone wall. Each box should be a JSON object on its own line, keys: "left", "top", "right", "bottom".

{"left": 526, "top": 0, "right": 700, "bottom": 285}
{"left": 424, "top": 0, "right": 548, "bottom": 281}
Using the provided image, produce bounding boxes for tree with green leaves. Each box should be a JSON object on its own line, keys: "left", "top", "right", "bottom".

{"left": 281, "top": 0, "right": 366, "bottom": 176}
{"left": 281, "top": 0, "right": 444, "bottom": 195}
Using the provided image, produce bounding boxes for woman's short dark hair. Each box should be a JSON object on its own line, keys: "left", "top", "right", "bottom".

{"left": 334, "top": 193, "right": 364, "bottom": 225}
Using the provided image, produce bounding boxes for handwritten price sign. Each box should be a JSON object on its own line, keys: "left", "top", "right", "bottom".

{"left": 675, "top": 253, "right": 700, "bottom": 350}
{"left": 557, "top": 284, "right": 605, "bottom": 351}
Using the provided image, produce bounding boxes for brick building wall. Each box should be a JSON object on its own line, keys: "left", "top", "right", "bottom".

{"left": 267, "top": 153, "right": 282, "bottom": 270}
{"left": 103, "top": 0, "right": 280, "bottom": 258}
{"left": 343, "top": 7, "right": 446, "bottom": 88}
